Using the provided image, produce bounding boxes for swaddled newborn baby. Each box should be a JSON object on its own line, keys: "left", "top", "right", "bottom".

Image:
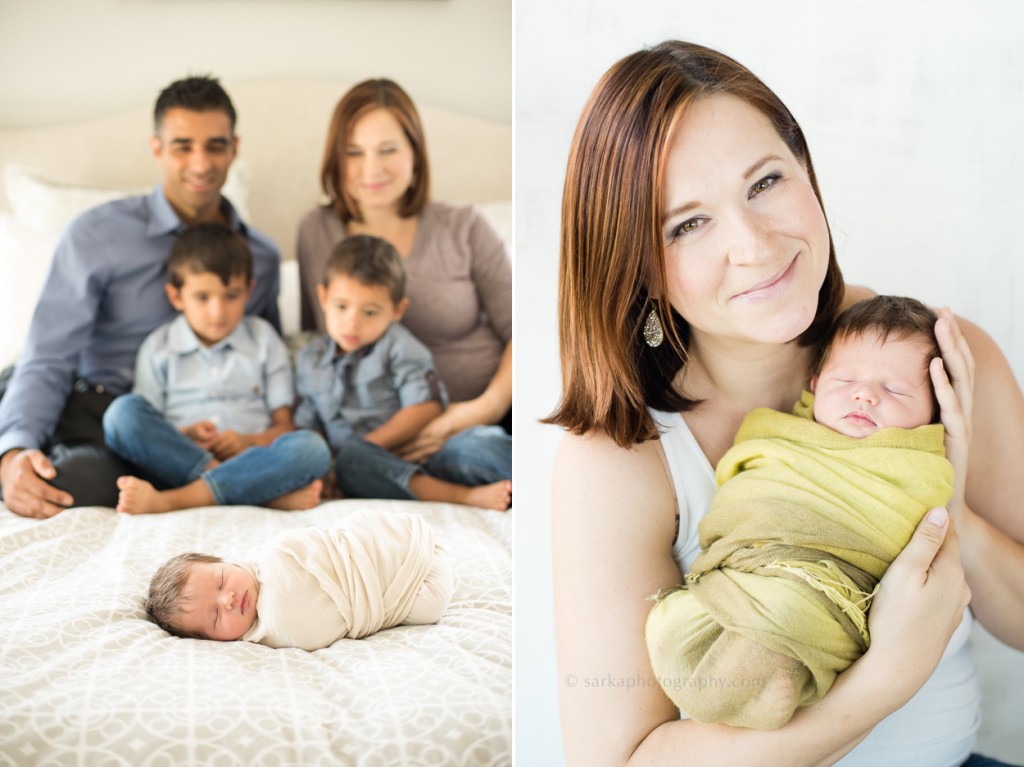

{"left": 145, "top": 509, "right": 453, "bottom": 650}
{"left": 645, "top": 297, "right": 954, "bottom": 729}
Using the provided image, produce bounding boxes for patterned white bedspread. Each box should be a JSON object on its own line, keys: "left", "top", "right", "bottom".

{"left": 0, "top": 499, "right": 511, "bottom": 766}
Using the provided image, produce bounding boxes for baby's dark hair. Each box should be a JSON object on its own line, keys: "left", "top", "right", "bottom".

{"left": 146, "top": 552, "right": 223, "bottom": 639}
{"left": 813, "top": 295, "right": 942, "bottom": 421}
{"left": 167, "top": 223, "right": 253, "bottom": 289}
{"left": 154, "top": 74, "right": 236, "bottom": 134}
{"left": 321, "top": 234, "right": 405, "bottom": 305}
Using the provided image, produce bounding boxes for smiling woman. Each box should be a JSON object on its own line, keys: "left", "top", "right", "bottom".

{"left": 659, "top": 95, "right": 831, "bottom": 348}
{"left": 546, "top": 38, "right": 1024, "bottom": 767}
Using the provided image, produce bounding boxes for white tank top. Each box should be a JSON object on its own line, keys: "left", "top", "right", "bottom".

{"left": 652, "top": 408, "right": 980, "bottom": 767}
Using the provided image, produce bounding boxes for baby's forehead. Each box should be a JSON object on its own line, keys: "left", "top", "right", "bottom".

{"left": 831, "top": 329, "right": 931, "bottom": 360}
{"left": 178, "top": 562, "right": 218, "bottom": 598}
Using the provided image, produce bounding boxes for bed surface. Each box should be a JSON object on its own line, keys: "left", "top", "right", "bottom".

{"left": 0, "top": 500, "right": 511, "bottom": 766}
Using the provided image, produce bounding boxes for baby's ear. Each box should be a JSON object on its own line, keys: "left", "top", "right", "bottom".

{"left": 809, "top": 375, "right": 818, "bottom": 393}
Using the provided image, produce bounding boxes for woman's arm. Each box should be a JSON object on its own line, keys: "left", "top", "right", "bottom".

{"left": 434, "top": 341, "right": 512, "bottom": 429}
{"left": 397, "top": 341, "right": 511, "bottom": 463}
{"left": 553, "top": 430, "right": 970, "bottom": 767}
{"left": 937, "top": 312, "right": 1024, "bottom": 648}
{"left": 364, "top": 401, "right": 443, "bottom": 451}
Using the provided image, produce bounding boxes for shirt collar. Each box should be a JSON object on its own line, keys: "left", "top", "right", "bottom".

{"left": 165, "top": 314, "right": 258, "bottom": 356}
{"left": 146, "top": 185, "right": 249, "bottom": 238}
{"left": 314, "top": 333, "right": 380, "bottom": 369}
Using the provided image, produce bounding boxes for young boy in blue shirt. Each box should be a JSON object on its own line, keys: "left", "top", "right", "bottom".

{"left": 103, "top": 224, "right": 330, "bottom": 514}
{"left": 296, "top": 235, "right": 511, "bottom": 511}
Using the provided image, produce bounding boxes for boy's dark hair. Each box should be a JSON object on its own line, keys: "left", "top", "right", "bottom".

{"left": 813, "top": 295, "right": 942, "bottom": 421}
{"left": 322, "top": 234, "right": 406, "bottom": 304}
{"left": 146, "top": 552, "right": 224, "bottom": 639}
{"left": 167, "top": 223, "right": 253, "bottom": 289}
{"left": 154, "top": 75, "right": 236, "bottom": 134}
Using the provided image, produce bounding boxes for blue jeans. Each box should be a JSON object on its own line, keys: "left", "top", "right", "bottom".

{"left": 103, "top": 394, "right": 330, "bottom": 505}
{"left": 335, "top": 425, "right": 512, "bottom": 500}
{"left": 961, "top": 756, "right": 1023, "bottom": 767}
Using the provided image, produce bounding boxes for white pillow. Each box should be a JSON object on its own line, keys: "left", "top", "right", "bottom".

{"left": 476, "top": 200, "right": 513, "bottom": 262}
{"left": 0, "top": 162, "right": 252, "bottom": 367}
{"left": 0, "top": 214, "right": 57, "bottom": 368}
{"left": 278, "top": 259, "right": 301, "bottom": 340}
{"left": 2, "top": 161, "right": 251, "bottom": 233}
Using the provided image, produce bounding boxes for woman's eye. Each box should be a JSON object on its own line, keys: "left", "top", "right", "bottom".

{"left": 669, "top": 217, "right": 703, "bottom": 241}
{"left": 749, "top": 173, "right": 781, "bottom": 198}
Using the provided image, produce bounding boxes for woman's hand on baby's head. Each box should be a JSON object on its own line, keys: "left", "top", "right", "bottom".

{"left": 931, "top": 308, "right": 975, "bottom": 518}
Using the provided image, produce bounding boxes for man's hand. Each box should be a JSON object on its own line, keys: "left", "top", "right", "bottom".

{"left": 0, "top": 448, "right": 74, "bottom": 518}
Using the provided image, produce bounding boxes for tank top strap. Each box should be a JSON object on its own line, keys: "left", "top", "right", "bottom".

{"left": 649, "top": 408, "right": 716, "bottom": 574}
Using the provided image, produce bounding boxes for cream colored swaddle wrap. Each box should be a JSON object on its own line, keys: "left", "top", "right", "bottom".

{"left": 241, "top": 509, "right": 437, "bottom": 650}
{"left": 645, "top": 391, "right": 953, "bottom": 730}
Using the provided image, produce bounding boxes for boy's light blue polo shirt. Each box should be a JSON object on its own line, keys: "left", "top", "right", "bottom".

{"left": 133, "top": 315, "right": 294, "bottom": 434}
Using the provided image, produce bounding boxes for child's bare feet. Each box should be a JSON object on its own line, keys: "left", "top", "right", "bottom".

{"left": 116, "top": 476, "right": 174, "bottom": 514}
{"left": 407, "top": 474, "right": 512, "bottom": 511}
{"left": 267, "top": 480, "right": 323, "bottom": 511}
{"left": 463, "top": 480, "right": 512, "bottom": 511}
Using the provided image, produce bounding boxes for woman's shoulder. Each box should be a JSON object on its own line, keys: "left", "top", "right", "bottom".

{"left": 554, "top": 431, "right": 674, "bottom": 513}
{"left": 421, "top": 200, "right": 500, "bottom": 239}
{"left": 297, "top": 205, "right": 345, "bottom": 237}
{"left": 421, "top": 199, "right": 471, "bottom": 222}
{"left": 841, "top": 283, "right": 877, "bottom": 310}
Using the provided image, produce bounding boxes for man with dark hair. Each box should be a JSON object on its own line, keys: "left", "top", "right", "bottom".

{"left": 0, "top": 75, "right": 281, "bottom": 518}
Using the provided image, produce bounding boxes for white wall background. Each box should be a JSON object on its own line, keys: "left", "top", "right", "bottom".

{"left": 0, "top": 0, "right": 511, "bottom": 128}
{"left": 515, "top": 1, "right": 1024, "bottom": 764}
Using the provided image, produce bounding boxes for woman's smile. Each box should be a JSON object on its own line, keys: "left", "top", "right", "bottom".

{"left": 730, "top": 255, "right": 798, "bottom": 302}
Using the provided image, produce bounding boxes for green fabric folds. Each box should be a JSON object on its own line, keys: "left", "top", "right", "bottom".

{"left": 645, "top": 390, "right": 953, "bottom": 729}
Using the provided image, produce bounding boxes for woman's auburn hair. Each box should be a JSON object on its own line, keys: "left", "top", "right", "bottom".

{"left": 545, "top": 40, "right": 845, "bottom": 448}
{"left": 319, "top": 78, "right": 431, "bottom": 223}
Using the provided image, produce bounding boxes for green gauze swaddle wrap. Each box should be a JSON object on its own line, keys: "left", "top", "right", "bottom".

{"left": 645, "top": 390, "right": 952, "bottom": 730}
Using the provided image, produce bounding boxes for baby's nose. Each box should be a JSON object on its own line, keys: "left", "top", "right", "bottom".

{"left": 219, "top": 590, "right": 235, "bottom": 610}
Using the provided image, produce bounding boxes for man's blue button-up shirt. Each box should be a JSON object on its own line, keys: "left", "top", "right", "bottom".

{"left": 0, "top": 185, "right": 281, "bottom": 455}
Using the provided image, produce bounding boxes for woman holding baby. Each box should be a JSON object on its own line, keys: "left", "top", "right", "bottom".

{"left": 549, "top": 40, "right": 1024, "bottom": 766}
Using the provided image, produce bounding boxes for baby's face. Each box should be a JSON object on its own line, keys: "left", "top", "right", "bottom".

{"left": 175, "top": 561, "right": 259, "bottom": 641}
{"left": 812, "top": 331, "right": 935, "bottom": 438}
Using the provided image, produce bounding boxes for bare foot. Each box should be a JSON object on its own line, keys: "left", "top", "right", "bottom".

{"left": 116, "top": 476, "right": 175, "bottom": 515}
{"left": 267, "top": 479, "right": 323, "bottom": 511}
{"left": 463, "top": 480, "right": 512, "bottom": 512}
